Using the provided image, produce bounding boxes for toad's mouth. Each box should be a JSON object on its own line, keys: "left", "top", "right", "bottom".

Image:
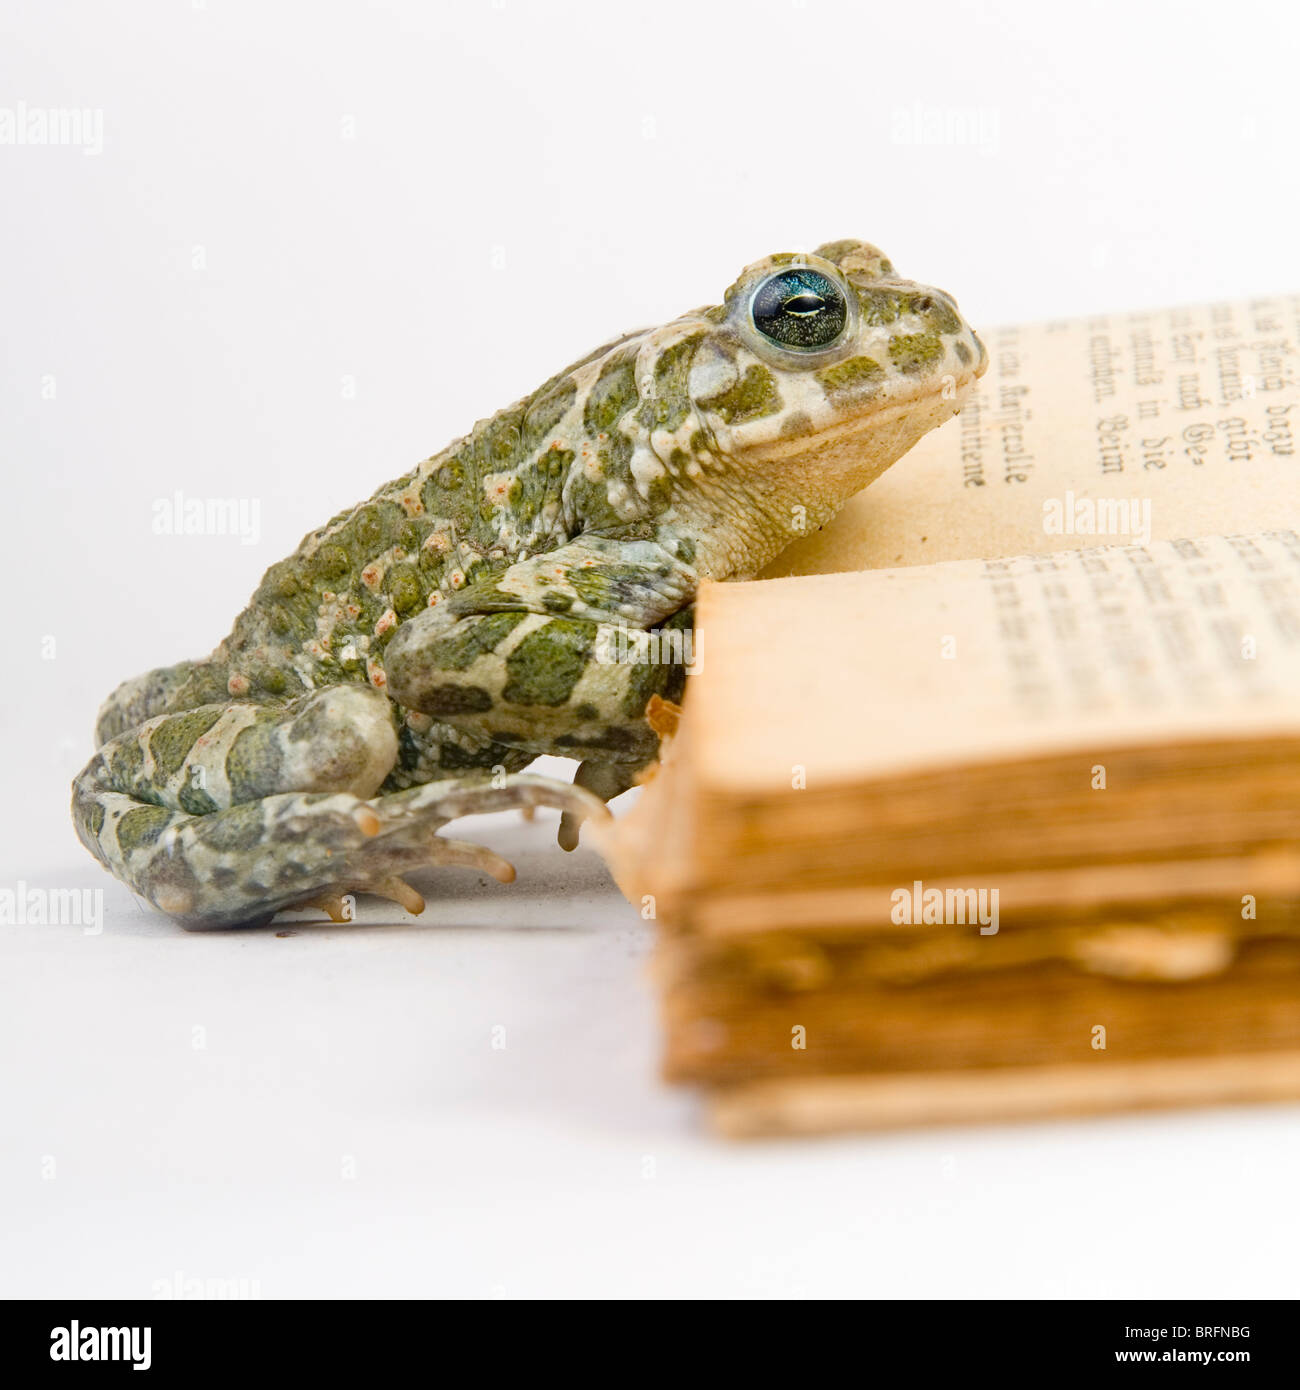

{"left": 730, "top": 355, "right": 987, "bottom": 480}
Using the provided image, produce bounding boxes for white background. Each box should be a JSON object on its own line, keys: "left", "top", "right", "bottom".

{"left": 2, "top": 0, "right": 1297, "bottom": 1298}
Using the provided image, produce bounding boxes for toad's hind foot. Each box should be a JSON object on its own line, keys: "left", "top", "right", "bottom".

{"left": 289, "top": 873, "right": 428, "bottom": 922}
{"left": 74, "top": 770, "right": 608, "bottom": 930}
{"left": 284, "top": 822, "right": 523, "bottom": 923}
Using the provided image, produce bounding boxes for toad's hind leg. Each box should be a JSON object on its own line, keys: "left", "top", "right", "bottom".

{"left": 74, "top": 774, "right": 606, "bottom": 929}
{"left": 94, "top": 659, "right": 205, "bottom": 746}
{"left": 72, "top": 684, "right": 606, "bottom": 928}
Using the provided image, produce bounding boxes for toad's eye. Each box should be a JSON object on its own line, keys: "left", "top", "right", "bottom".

{"left": 750, "top": 268, "right": 848, "bottom": 350}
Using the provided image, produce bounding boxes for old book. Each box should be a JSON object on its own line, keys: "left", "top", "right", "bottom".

{"left": 600, "top": 293, "right": 1300, "bottom": 1136}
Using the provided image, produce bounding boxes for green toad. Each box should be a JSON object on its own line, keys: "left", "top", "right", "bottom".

{"left": 72, "top": 240, "right": 985, "bottom": 927}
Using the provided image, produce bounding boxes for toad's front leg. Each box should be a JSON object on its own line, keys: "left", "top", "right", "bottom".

{"left": 384, "top": 535, "right": 695, "bottom": 842}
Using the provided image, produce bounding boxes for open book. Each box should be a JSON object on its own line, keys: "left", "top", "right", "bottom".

{"left": 602, "top": 293, "right": 1300, "bottom": 1137}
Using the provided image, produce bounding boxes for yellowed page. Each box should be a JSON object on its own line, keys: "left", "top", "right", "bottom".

{"left": 699, "top": 530, "right": 1300, "bottom": 791}
{"left": 709, "top": 1053, "right": 1300, "bottom": 1138}
{"left": 763, "top": 295, "right": 1300, "bottom": 577}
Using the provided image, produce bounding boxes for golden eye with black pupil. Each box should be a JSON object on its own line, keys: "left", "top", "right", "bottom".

{"left": 750, "top": 268, "right": 848, "bottom": 350}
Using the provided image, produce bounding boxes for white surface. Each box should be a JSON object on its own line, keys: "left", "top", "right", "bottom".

{"left": 2, "top": 0, "right": 1298, "bottom": 1298}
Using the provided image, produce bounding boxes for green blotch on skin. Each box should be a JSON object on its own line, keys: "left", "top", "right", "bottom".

{"left": 117, "top": 804, "right": 173, "bottom": 853}
{"left": 503, "top": 621, "right": 592, "bottom": 706}
{"left": 569, "top": 562, "right": 651, "bottom": 611}
{"left": 855, "top": 288, "right": 902, "bottom": 327}
{"left": 582, "top": 353, "right": 639, "bottom": 487}
{"left": 816, "top": 355, "right": 884, "bottom": 401}
{"left": 430, "top": 458, "right": 465, "bottom": 495}
{"left": 638, "top": 334, "right": 702, "bottom": 434}
{"left": 542, "top": 591, "right": 574, "bottom": 614}
{"left": 80, "top": 798, "right": 105, "bottom": 839}
{"left": 890, "top": 332, "right": 944, "bottom": 374}
{"left": 253, "top": 666, "right": 291, "bottom": 696}
{"left": 620, "top": 654, "right": 667, "bottom": 720}
{"left": 921, "top": 295, "right": 962, "bottom": 335}
{"left": 486, "top": 406, "right": 524, "bottom": 464}
{"left": 202, "top": 802, "right": 267, "bottom": 853}
{"left": 310, "top": 543, "right": 350, "bottom": 581}
{"left": 388, "top": 565, "right": 424, "bottom": 617}
{"left": 422, "top": 611, "right": 528, "bottom": 671}
{"left": 173, "top": 663, "right": 230, "bottom": 709}
{"left": 585, "top": 354, "right": 639, "bottom": 437}
{"left": 418, "top": 542, "right": 451, "bottom": 579}
{"left": 446, "top": 582, "right": 523, "bottom": 616}
{"left": 522, "top": 376, "right": 577, "bottom": 451}
{"left": 452, "top": 404, "right": 527, "bottom": 484}
{"left": 110, "top": 738, "right": 145, "bottom": 790}
{"left": 310, "top": 655, "right": 345, "bottom": 686}
{"left": 226, "top": 721, "right": 286, "bottom": 803}
{"left": 149, "top": 706, "right": 226, "bottom": 780}
{"left": 618, "top": 608, "right": 691, "bottom": 720}
{"left": 511, "top": 467, "right": 548, "bottom": 528}
{"left": 644, "top": 474, "right": 673, "bottom": 511}
{"left": 542, "top": 445, "right": 574, "bottom": 480}
{"left": 353, "top": 504, "right": 395, "bottom": 553}
{"left": 420, "top": 684, "right": 495, "bottom": 716}
{"left": 955, "top": 340, "right": 973, "bottom": 366}
{"left": 619, "top": 645, "right": 687, "bottom": 719}
{"left": 674, "top": 537, "right": 696, "bottom": 565}
{"left": 699, "top": 364, "right": 781, "bottom": 425}
{"left": 179, "top": 783, "right": 220, "bottom": 815}
{"left": 258, "top": 562, "right": 300, "bottom": 602}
